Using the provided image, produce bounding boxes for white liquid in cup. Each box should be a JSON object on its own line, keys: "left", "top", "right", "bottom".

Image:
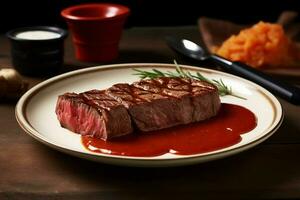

{"left": 16, "top": 31, "right": 61, "bottom": 40}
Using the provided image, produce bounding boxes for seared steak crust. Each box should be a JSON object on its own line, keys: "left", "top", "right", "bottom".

{"left": 107, "top": 77, "right": 220, "bottom": 131}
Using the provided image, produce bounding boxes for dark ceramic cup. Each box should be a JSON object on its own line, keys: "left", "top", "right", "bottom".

{"left": 6, "top": 26, "right": 68, "bottom": 77}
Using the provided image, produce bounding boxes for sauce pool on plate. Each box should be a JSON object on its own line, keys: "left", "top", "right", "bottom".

{"left": 82, "top": 103, "right": 257, "bottom": 157}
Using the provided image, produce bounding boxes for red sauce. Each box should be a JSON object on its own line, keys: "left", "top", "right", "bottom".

{"left": 81, "top": 103, "right": 257, "bottom": 157}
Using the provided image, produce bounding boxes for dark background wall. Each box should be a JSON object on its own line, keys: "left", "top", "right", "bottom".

{"left": 0, "top": 0, "right": 299, "bottom": 32}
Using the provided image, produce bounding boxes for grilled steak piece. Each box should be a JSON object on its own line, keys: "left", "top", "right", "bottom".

{"left": 55, "top": 90, "right": 133, "bottom": 140}
{"left": 106, "top": 77, "right": 220, "bottom": 132}
{"left": 56, "top": 77, "right": 221, "bottom": 140}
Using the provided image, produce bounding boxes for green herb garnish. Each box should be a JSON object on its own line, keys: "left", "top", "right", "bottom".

{"left": 133, "top": 60, "right": 246, "bottom": 100}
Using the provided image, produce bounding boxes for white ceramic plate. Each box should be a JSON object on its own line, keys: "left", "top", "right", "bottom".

{"left": 16, "top": 63, "right": 283, "bottom": 167}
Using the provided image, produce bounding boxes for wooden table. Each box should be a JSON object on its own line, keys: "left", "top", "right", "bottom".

{"left": 1, "top": 26, "right": 300, "bottom": 199}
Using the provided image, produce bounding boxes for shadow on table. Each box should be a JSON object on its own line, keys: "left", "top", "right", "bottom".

{"left": 26, "top": 139, "right": 300, "bottom": 199}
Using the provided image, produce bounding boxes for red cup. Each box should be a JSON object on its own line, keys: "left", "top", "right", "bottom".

{"left": 61, "top": 3, "right": 130, "bottom": 62}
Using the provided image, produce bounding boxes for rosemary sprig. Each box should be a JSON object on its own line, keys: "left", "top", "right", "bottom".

{"left": 133, "top": 61, "right": 246, "bottom": 100}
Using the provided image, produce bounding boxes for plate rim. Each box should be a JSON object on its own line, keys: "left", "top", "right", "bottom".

{"left": 15, "top": 63, "right": 284, "bottom": 166}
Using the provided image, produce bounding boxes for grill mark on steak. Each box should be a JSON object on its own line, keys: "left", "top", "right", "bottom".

{"left": 80, "top": 90, "right": 123, "bottom": 111}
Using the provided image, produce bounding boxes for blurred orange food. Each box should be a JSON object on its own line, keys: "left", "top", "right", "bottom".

{"left": 214, "top": 21, "right": 300, "bottom": 68}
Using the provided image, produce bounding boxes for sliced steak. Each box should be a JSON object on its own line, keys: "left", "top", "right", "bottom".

{"left": 56, "top": 77, "right": 221, "bottom": 140}
{"left": 106, "top": 77, "right": 220, "bottom": 132}
{"left": 189, "top": 79, "right": 221, "bottom": 121}
{"left": 55, "top": 90, "right": 133, "bottom": 140}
